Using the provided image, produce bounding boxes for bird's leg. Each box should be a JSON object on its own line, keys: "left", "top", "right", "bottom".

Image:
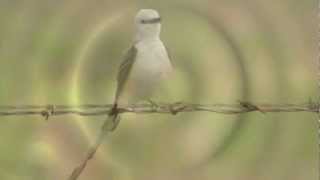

{"left": 147, "top": 99, "right": 159, "bottom": 110}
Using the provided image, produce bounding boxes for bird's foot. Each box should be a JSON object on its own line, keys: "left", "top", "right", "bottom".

{"left": 146, "top": 99, "right": 159, "bottom": 110}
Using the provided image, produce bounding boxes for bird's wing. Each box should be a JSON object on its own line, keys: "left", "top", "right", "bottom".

{"left": 164, "top": 45, "right": 173, "bottom": 67}
{"left": 114, "top": 45, "right": 138, "bottom": 103}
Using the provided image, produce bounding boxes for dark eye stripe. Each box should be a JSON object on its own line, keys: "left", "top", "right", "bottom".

{"left": 141, "top": 17, "right": 161, "bottom": 24}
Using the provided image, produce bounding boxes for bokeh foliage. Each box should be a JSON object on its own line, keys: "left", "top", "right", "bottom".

{"left": 0, "top": 0, "right": 317, "bottom": 180}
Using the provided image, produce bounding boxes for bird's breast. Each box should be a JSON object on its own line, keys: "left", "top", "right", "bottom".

{"left": 131, "top": 40, "right": 172, "bottom": 81}
{"left": 118, "top": 39, "right": 172, "bottom": 104}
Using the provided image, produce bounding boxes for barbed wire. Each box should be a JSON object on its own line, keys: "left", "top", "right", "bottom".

{"left": 315, "top": 0, "right": 320, "bottom": 178}
{"left": 317, "top": 2, "right": 320, "bottom": 180}
{"left": 0, "top": 101, "right": 318, "bottom": 120}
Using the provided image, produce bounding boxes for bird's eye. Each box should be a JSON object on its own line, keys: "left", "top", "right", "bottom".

{"left": 140, "top": 17, "right": 161, "bottom": 24}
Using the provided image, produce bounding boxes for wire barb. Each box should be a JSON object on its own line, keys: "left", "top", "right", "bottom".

{"left": 40, "top": 105, "right": 56, "bottom": 120}
{"left": 238, "top": 101, "right": 265, "bottom": 114}
{"left": 169, "top": 102, "right": 187, "bottom": 115}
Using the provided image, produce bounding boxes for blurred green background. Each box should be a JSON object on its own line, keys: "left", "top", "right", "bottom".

{"left": 0, "top": 0, "right": 318, "bottom": 180}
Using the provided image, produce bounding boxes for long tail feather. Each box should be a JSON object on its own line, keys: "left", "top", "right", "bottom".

{"left": 68, "top": 104, "right": 120, "bottom": 180}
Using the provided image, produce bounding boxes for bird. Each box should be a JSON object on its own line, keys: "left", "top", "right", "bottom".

{"left": 68, "top": 9, "right": 173, "bottom": 179}
{"left": 107, "top": 9, "right": 173, "bottom": 130}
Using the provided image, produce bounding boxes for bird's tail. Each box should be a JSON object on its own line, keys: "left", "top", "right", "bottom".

{"left": 68, "top": 103, "right": 120, "bottom": 180}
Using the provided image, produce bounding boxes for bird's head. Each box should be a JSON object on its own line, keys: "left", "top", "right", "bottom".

{"left": 134, "top": 9, "right": 161, "bottom": 41}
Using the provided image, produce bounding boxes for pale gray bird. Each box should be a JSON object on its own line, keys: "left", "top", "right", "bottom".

{"left": 68, "top": 9, "right": 173, "bottom": 179}
{"left": 108, "top": 9, "right": 173, "bottom": 129}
